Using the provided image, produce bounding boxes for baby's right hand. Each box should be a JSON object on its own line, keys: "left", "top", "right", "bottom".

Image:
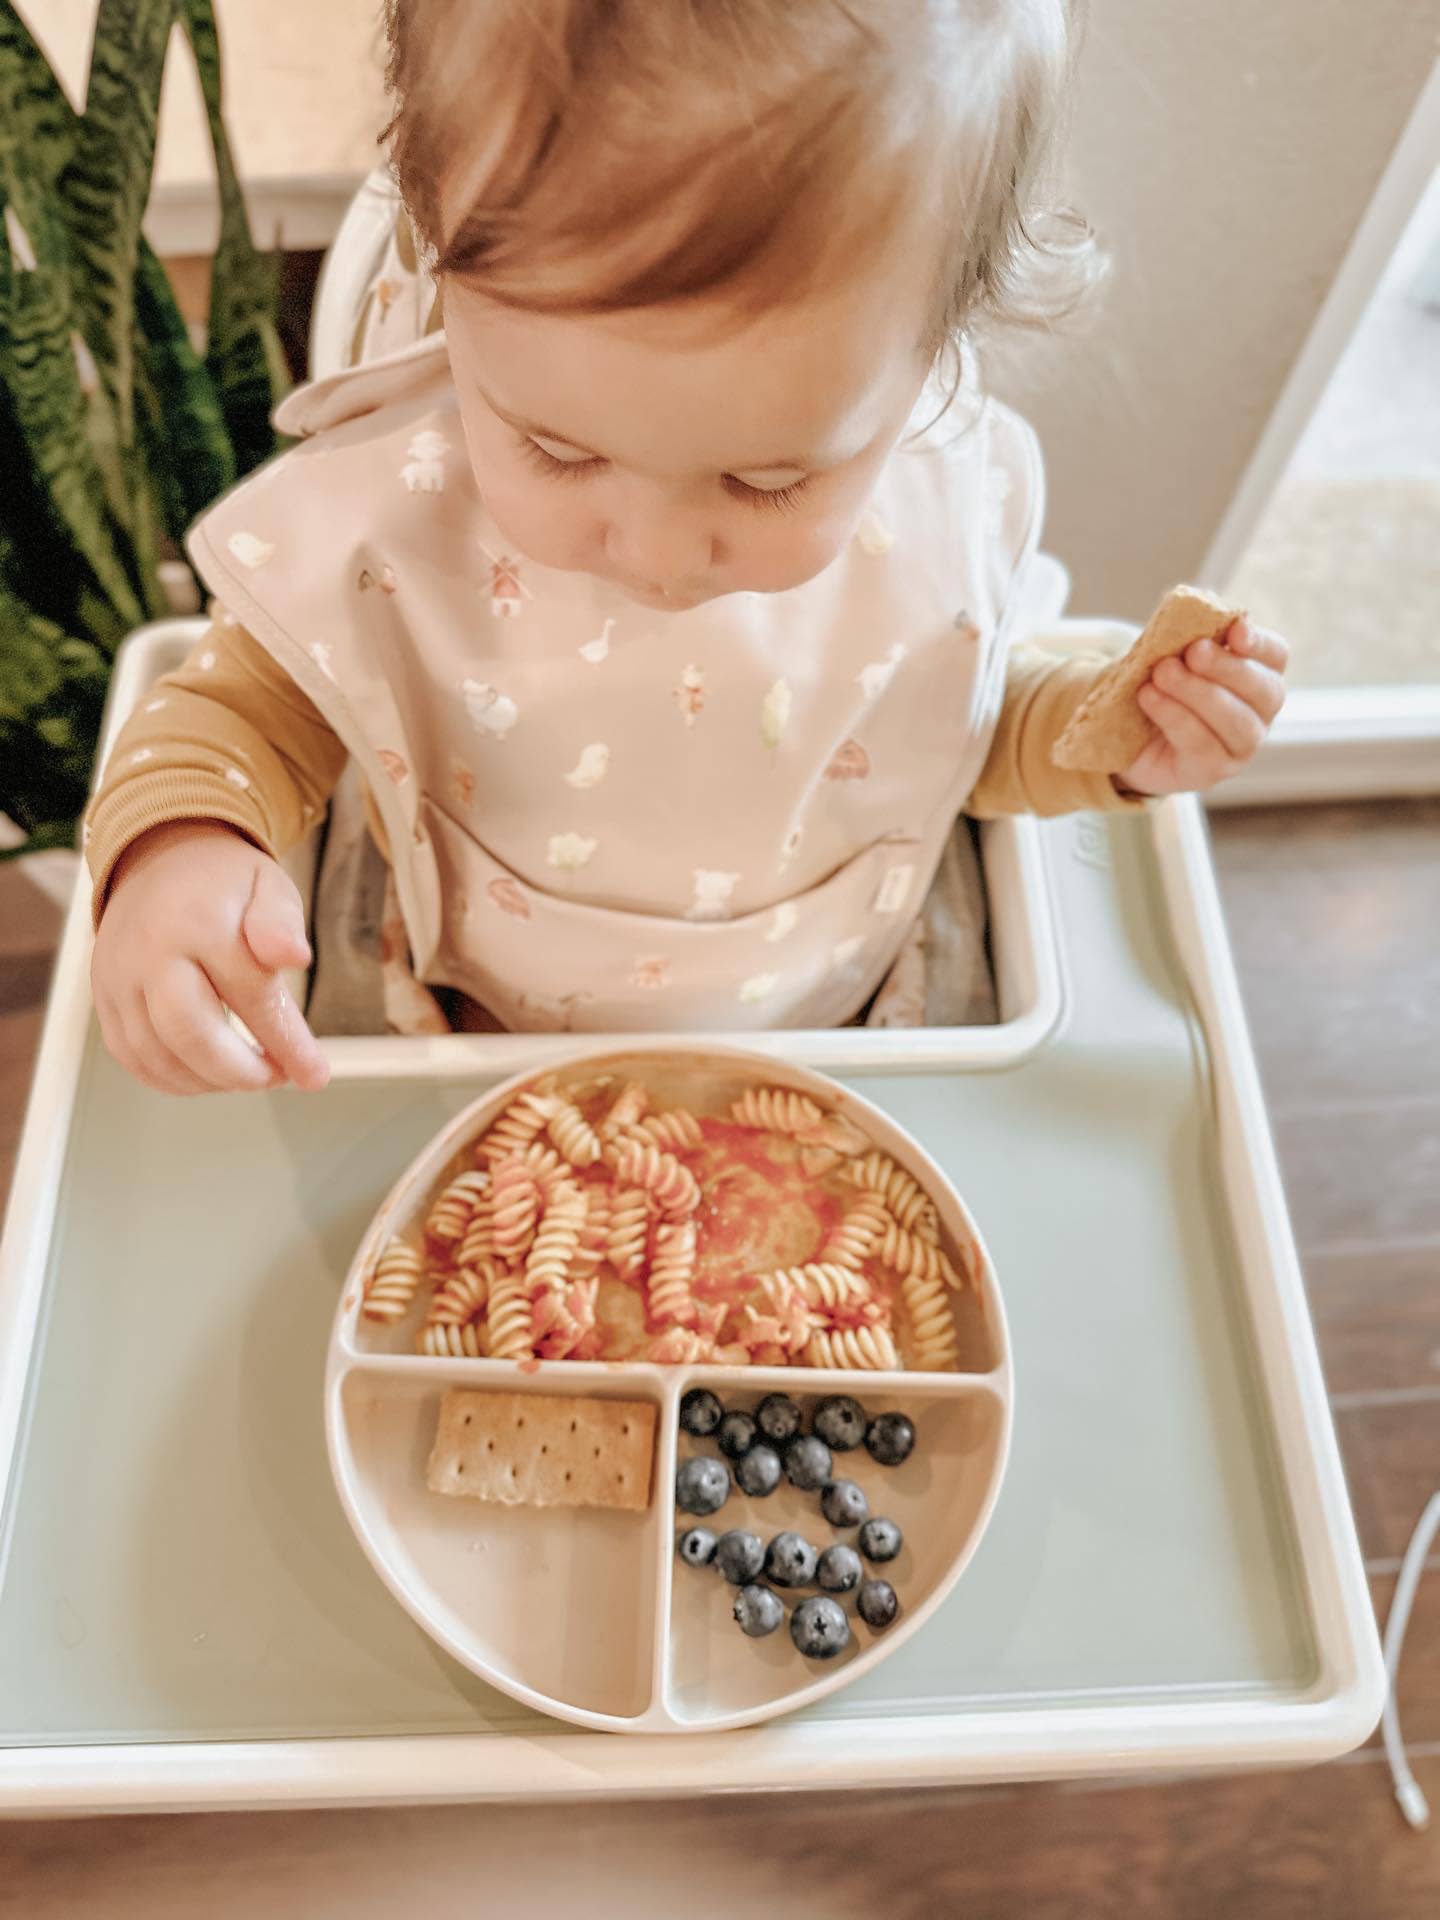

{"left": 91, "top": 821, "right": 330, "bottom": 1096}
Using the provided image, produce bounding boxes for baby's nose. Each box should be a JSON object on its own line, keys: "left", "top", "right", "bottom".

{"left": 604, "top": 503, "right": 713, "bottom": 595}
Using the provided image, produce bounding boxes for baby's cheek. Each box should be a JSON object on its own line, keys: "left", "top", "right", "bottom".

{"left": 478, "top": 477, "right": 596, "bottom": 573}
{"left": 731, "top": 510, "right": 861, "bottom": 595}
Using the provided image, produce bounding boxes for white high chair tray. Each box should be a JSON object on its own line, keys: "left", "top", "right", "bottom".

{"left": 0, "top": 626, "right": 1382, "bottom": 1814}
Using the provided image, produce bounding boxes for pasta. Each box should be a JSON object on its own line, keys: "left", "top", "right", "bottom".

{"left": 524, "top": 1179, "right": 588, "bottom": 1296}
{"left": 609, "top": 1139, "right": 700, "bottom": 1218}
{"left": 730, "top": 1086, "right": 825, "bottom": 1136}
{"left": 848, "top": 1149, "right": 940, "bottom": 1243}
{"left": 490, "top": 1159, "right": 543, "bottom": 1264}
{"left": 875, "top": 1219, "right": 963, "bottom": 1291}
{"left": 598, "top": 1081, "right": 649, "bottom": 1140}
{"left": 805, "top": 1324, "right": 901, "bottom": 1371}
{"left": 900, "top": 1270, "right": 959, "bottom": 1372}
{"left": 377, "top": 1067, "right": 976, "bottom": 1372}
{"left": 546, "top": 1099, "right": 603, "bottom": 1169}
{"left": 633, "top": 1107, "right": 705, "bottom": 1153}
{"left": 478, "top": 1088, "right": 561, "bottom": 1167}
{"left": 762, "top": 1262, "right": 873, "bottom": 1314}
{"left": 647, "top": 1218, "right": 699, "bottom": 1328}
{"left": 424, "top": 1168, "right": 491, "bottom": 1247}
{"left": 820, "top": 1193, "right": 890, "bottom": 1270}
{"left": 417, "top": 1321, "right": 486, "bottom": 1357}
{"left": 362, "top": 1236, "right": 424, "bottom": 1323}
{"left": 427, "top": 1260, "right": 493, "bottom": 1325}
{"left": 605, "top": 1186, "right": 650, "bottom": 1282}
{"left": 486, "top": 1270, "right": 534, "bottom": 1361}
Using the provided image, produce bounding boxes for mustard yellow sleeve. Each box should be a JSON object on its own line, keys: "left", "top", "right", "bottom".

{"left": 967, "top": 646, "right": 1149, "bottom": 819}
{"left": 85, "top": 617, "right": 349, "bottom": 917}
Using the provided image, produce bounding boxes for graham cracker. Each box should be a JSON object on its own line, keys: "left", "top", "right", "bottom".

{"left": 426, "top": 1388, "right": 656, "bottom": 1511}
{"left": 1050, "top": 585, "right": 1243, "bottom": 774}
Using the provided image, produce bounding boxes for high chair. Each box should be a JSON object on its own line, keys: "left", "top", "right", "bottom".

{"left": 0, "top": 172, "right": 1385, "bottom": 1813}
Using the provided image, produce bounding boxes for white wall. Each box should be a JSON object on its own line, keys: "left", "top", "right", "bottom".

{"left": 995, "top": 0, "right": 1440, "bottom": 617}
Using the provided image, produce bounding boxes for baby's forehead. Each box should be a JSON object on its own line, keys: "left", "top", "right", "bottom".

{"left": 444, "top": 271, "right": 930, "bottom": 474}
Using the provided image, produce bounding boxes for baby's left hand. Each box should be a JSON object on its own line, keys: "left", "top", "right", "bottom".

{"left": 1121, "top": 616, "right": 1289, "bottom": 797}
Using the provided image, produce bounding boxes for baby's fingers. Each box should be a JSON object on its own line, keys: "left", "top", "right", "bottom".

{"left": 109, "top": 990, "right": 224, "bottom": 1097}
{"left": 240, "top": 859, "right": 311, "bottom": 973}
{"left": 1224, "top": 615, "right": 1289, "bottom": 674}
{"left": 1186, "top": 634, "right": 1286, "bottom": 723}
{"left": 146, "top": 960, "right": 282, "bottom": 1093}
{"left": 1152, "top": 656, "right": 1265, "bottom": 761}
{"left": 210, "top": 953, "right": 329, "bottom": 1091}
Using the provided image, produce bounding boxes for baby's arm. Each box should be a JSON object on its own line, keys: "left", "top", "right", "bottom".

{"left": 969, "top": 618, "right": 1286, "bottom": 817}
{"left": 87, "top": 621, "right": 347, "bottom": 1095}
{"left": 967, "top": 647, "right": 1144, "bottom": 818}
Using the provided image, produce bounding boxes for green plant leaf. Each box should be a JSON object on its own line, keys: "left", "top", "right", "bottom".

{"left": 178, "top": 0, "right": 288, "bottom": 474}
{"left": 134, "top": 240, "right": 236, "bottom": 543}
{"left": 60, "top": 0, "right": 176, "bottom": 447}
{"left": 0, "top": 216, "right": 147, "bottom": 628}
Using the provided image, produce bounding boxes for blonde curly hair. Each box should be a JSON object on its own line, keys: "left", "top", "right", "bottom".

{"left": 383, "top": 0, "right": 1100, "bottom": 359}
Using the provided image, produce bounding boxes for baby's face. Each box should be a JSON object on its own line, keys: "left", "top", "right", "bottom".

{"left": 443, "top": 264, "right": 933, "bottom": 610}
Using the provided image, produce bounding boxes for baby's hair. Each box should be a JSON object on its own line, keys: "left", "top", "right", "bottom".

{"left": 383, "top": 0, "right": 1100, "bottom": 362}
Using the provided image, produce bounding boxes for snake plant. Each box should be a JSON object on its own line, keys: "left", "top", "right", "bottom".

{"left": 0, "top": 0, "right": 288, "bottom": 854}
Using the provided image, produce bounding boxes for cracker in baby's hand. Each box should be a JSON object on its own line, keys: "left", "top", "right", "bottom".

{"left": 426, "top": 1388, "right": 656, "bottom": 1511}
{"left": 1050, "top": 585, "right": 1243, "bottom": 774}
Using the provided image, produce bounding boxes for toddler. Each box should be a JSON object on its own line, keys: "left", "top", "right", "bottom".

{"left": 86, "top": 0, "right": 1288, "bottom": 1094}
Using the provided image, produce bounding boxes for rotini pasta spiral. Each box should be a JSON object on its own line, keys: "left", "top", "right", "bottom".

{"left": 426, "top": 1260, "right": 494, "bottom": 1325}
{"left": 455, "top": 1197, "right": 494, "bottom": 1271}
{"left": 416, "top": 1321, "right": 485, "bottom": 1357}
{"left": 524, "top": 1179, "right": 587, "bottom": 1295}
{"left": 761, "top": 1262, "right": 873, "bottom": 1314}
{"left": 610, "top": 1140, "right": 700, "bottom": 1217}
{"left": 730, "top": 1086, "right": 825, "bottom": 1136}
{"left": 546, "top": 1099, "right": 603, "bottom": 1169}
{"left": 485, "top": 1270, "right": 533, "bottom": 1360}
{"left": 819, "top": 1193, "right": 890, "bottom": 1270}
{"left": 361, "top": 1236, "right": 424, "bottom": 1322}
{"left": 606, "top": 1186, "right": 650, "bottom": 1281}
{"left": 875, "top": 1219, "right": 962, "bottom": 1289}
{"left": 647, "top": 1324, "right": 715, "bottom": 1365}
{"left": 847, "top": 1149, "right": 940, "bottom": 1242}
{"left": 647, "top": 1218, "right": 699, "bottom": 1327}
{"left": 900, "top": 1270, "right": 959, "bottom": 1371}
{"left": 805, "top": 1324, "right": 900, "bottom": 1371}
{"left": 572, "top": 1186, "right": 613, "bottom": 1278}
{"left": 634, "top": 1108, "right": 704, "bottom": 1153}
{"left": 424, "top": 1168, "right": 491, "bottom": 1247}
{"left": 532, "top": 1276, "right": 599, "bottom": 1357}
{"left": 479, "top": 1089, "right": 561, "bottom": 1167}
{"left": 490, "top": 1159, "right": 543, "bottom": 1263}
{"left": 598, "top": 1081, "right": 649, "bottom": 1140}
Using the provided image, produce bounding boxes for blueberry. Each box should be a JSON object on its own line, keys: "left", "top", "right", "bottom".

{"left": 857, "top": 1578, "right": 900, "bottom": 1629}
{"left": 733, "top": 1584, "right": 785, "bottom": 1638}
{"left": 789, "top": 1595, "right": 852, "bottom": 1661}
{"left": 858, "top": 1516, "right": 903, "bottom": 1563}
{"left": 864, "top": 1411, "right": 916, "bottom": 1467}
{"left": 785, "top": 1435, "right": 833, "bottom": 1492}
{"left": 735, "top": 1443, "right": 783, "bottom": 1497}
{"left": 677, "top": 1526, "right": 718, "bottom": 1569}
{"left": 676, "top": 1455, "right": 731, "bottom": 1516}
{"left": 717, "top": 1411, "right": 758, "bottom": 1460}
{"left": 764, "top": 1530, "right": 818, "bottom": 1588}
{"left": 714, "top": 1529, "right": 766, "bottom": 1585}
{"left": 815, "top": 1544, "right": 863, "bottom": 1594}
{"left": 755, "top": 1392, "right": 803, "bottom": 1445}
{"left": 679, "top": 1388, "right": 723, "bottom": 1436}
{"left": 813, "top": 1395, "right": 868, "bottom": 1451}
{"left": 820, "top": 1478, "right": 870, "bottom": 1529}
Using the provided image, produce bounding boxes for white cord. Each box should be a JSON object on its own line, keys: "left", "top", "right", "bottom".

{"left": 1382, "top": 1490, "right": 1440, "bottom": 1831}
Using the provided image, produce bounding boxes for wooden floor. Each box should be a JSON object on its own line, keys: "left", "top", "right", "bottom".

{"left": 1, "top": 800, "right": 1437, "bottom": 1917}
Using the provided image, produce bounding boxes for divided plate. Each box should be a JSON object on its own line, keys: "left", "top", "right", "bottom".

{"left": 325, "top": 1044, "right": 1013, "bottom": 1731}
